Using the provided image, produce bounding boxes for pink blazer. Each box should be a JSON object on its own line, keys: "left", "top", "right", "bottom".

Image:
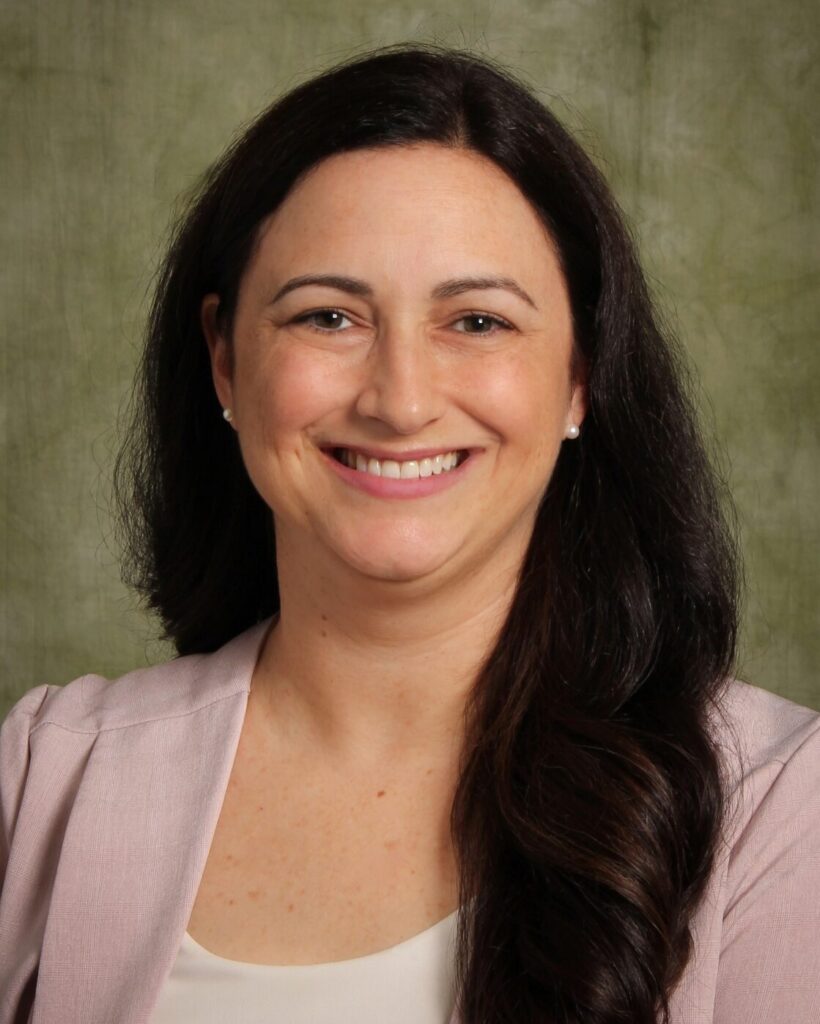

{"left": 2, "top": 616, "right": 819, "bottom": 1024}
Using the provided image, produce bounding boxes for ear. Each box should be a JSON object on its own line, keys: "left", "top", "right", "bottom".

{"left": 201, "top": 293, "right": 235, "bottom": 420}
{"left": 567, "top": 355, "right": 589, "bottom": 433}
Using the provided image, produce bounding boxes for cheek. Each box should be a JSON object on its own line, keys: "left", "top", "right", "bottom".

{"left": 239, "top": 345, "right": 345, "bottom": 448}
{"left": 458, "top": 350, "right": 570, "bottom": 456}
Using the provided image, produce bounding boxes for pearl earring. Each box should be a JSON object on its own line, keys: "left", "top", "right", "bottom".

{"left": 566, "top": 424, "right": 580, "bottom": 439}
{"left": 222, "top": 408, "right": 233, "bottom": 422}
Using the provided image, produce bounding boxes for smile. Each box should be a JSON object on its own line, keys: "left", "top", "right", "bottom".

{"left": 320, "top": 446, "right": 477, "bottom": 499}
{"left": 330, "top": 447, "right": 469, "bottom": 479}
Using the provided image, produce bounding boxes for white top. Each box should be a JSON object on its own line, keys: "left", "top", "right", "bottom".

{"left": 150, "top": 910, "right": 459, "bottom": 1024}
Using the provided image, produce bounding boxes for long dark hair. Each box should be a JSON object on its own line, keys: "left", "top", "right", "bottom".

{"left": 114, "top": 42, "right": 742, "bottom": 1023}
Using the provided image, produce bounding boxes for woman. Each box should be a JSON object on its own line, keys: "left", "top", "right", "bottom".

{"left": 1, "top": 43, "right": 818, "bottom": 1024}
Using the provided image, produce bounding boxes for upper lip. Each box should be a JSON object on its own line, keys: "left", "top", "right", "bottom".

{"left": 321, "top": 443, "right": 479, "bottom": 461}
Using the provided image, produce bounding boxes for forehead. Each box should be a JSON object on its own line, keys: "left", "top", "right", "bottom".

{"left": 248, "top": 143, "right": 562, "bottom": 289}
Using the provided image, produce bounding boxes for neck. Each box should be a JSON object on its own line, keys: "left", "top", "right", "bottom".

{"left": 251, "top": 523, "right": 526, "bottom": 771}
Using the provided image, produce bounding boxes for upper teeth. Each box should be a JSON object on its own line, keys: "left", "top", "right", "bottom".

{"left": 337, "top": 449, "right": 463, "bottom": 479}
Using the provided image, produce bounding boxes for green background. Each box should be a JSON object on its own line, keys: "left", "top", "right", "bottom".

{"left": 2, "top": 1, "right": 818, "bottom": 716}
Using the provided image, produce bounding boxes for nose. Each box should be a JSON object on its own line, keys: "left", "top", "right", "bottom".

{"left": 354, "top": 319, "right": 446, "bottom": 434}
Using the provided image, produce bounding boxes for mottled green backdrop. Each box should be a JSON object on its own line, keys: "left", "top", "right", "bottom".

{"left": 2, "top": 1, "right": 818, "bottom": 715}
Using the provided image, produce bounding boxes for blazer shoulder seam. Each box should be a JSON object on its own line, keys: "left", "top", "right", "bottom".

{"left": 26, "top": 686, "right": 249, "bottom": 738}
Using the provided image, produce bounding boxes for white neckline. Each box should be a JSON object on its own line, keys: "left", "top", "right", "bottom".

{"left": 181, "top": 908, "right": 460, "bottom": 971}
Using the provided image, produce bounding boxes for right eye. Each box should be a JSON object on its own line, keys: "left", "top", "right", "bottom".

{"left": 292, "top": 309, "right": 354, "bottom": 332}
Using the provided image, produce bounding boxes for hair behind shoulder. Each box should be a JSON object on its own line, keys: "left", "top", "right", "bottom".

{"left": 113, "top": 42, "right": 742, "bottom": 1023}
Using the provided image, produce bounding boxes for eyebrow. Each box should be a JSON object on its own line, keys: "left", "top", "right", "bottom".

{"left": 269, "top": 273, "right": 538, "bottom": 309}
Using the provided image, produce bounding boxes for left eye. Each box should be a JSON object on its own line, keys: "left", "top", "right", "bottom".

{"left": 453, "top": 313, "right": 512, "bottom": 335}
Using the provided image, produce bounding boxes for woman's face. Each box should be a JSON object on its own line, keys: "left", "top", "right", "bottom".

{"left": 203, "top": 143, "right": 586, "bottom": 586}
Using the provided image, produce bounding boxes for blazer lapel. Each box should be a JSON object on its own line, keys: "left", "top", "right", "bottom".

{"left": 31, "top": 619, "right": 271, "bottom": 1024}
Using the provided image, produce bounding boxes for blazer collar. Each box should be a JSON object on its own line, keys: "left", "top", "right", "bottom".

{"left": 33, "top": 617, "right": 271, "bottom": 1023}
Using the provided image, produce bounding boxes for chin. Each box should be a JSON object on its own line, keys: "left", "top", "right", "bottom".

{"left": 340, "top": 540, "right": 457, "bottom": 584}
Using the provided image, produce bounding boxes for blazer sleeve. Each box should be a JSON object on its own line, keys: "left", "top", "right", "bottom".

{"left": 0, "top": 685, "right": 51, "bottom": 890}
{"left": 713, "top": 722, "right": 820, "bottom": 1022}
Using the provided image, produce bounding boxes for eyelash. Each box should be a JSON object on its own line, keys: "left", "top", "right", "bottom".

{"left": 292, "top": 308, "right": 514, "bottom": 336}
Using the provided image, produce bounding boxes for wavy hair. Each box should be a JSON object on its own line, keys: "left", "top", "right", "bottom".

{"left": 113, "top": 43, "right": 742, "bottom": 1023}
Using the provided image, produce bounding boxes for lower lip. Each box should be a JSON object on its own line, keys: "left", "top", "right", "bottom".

{"left": 320, "top": 449, "right": 478, "bottom": 499}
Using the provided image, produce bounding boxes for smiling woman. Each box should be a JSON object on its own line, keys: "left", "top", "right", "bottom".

{"left": 1, "top": 41, "right": 819, "bottom": 1024}
{"left": 199, "top": 142, "right": 583, "bottom": 587}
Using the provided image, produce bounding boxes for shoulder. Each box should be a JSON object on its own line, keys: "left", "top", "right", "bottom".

{"left": 707, "top": 676, "right": 820, "bottom": 848}
{"left": 1, "top": 616, "right": 272, "bottom": 738}
{"left": 668, "top": 682, "right": 820, "bottom": 1016}
{"left": 679, "top": 684, "right": 820, "bottom": 1020}
{"left": 0, "top": 617, "right": 272, "bottom": 861}
{"left": 710, "top": 677, "right": 820, "bottom": 780}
